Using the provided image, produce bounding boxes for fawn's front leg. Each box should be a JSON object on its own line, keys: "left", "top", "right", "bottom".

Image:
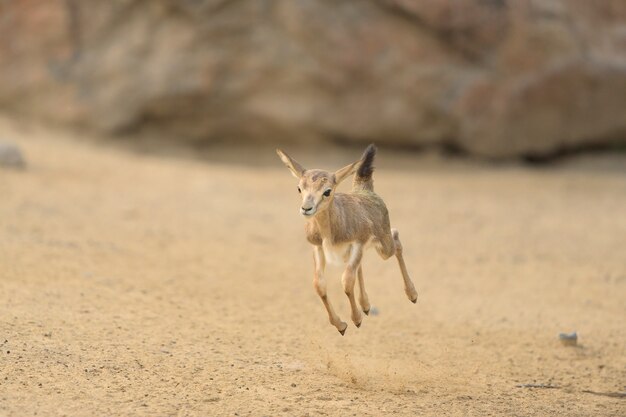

{"left": 312, "top": 246, "right": 348, "bottom": 335}
{"left": 342, "top": 243, "right": 364, "bottom": 328}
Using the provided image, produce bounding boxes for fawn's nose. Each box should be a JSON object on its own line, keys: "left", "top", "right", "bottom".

{"left": 301, "top": 206, "right": 313, "bottom": 213}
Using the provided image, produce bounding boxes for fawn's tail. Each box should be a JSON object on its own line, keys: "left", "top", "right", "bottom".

{"left": 352, "top": 144, "right": 377, "bottom": 192}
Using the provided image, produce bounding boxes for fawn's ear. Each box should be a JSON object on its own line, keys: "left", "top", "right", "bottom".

{"left": 276, "top": 149, "right": 305, "bottom": 179}
{"left": 334, "top": 160, "right": 359, "bottom": 184}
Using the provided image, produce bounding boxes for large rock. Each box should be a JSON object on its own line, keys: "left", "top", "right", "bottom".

{"left": 0, "top": 0, "right": 625, "bottom": 158}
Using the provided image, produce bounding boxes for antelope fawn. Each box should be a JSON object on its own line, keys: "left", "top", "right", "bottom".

{"left": 276, "top": 144, "right": 418, "bottom": 335}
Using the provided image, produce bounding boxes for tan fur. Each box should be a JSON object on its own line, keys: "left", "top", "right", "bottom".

{"left": 277, "top": 146, "right": 418, "bottom": 335}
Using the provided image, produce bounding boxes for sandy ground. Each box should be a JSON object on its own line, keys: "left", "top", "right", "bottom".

{"left": 0, "top": 118, "right": 625, "bottom": 417}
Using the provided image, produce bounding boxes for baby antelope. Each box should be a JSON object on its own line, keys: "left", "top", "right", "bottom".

{"left": 277, "top": 144, "right": 418, "bottom": 335}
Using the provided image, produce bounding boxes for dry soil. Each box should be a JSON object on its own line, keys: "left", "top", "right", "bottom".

{"left": 1, "top": 119, "right": 625, "bottom": 416}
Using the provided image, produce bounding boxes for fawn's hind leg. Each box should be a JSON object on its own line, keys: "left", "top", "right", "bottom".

{"left": 313, "top": 246, "right": 347, "bottom": 335}
{"left": 392, "top": 229, "right": 418, "bottom": 303}
{"left": 376, "top": 229, "right": 418, "bottom": 303}
{"left": 357, "top": 265, "right": 371, "bottom": 315}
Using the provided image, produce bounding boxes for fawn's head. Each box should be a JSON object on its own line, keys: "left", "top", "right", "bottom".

{"left": 276, "top": 149, "right": 360, "bottom": 217}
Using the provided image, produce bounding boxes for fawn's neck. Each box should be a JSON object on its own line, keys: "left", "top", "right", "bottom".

{"left": 311, "top": 197, "right": 338, "bottom": 241}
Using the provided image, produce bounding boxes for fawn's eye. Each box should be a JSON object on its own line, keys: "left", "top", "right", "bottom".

{"left": 323, "top": 189, "right": 331, "bottom": 197}
{"left": 297, "top": 187, "right": 301, "bottom": 193}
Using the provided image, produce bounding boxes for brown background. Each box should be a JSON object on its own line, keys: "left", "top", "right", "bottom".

{"left": 1, "top": 1, "right": 626, "bottom": 416}
{"left": 1, "top": 0, "right": 625, "bottom": 158}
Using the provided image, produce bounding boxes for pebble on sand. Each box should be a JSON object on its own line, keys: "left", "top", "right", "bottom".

{"left": 558, "top": 331, "right": 578, "bottom": 346}
{"left": 0, "top": 141, "right": 26, "bottom": 169}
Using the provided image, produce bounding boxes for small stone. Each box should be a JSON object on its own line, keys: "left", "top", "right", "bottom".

{"left": 369, "top": 306, "right": 380, "bottom": 316}
{"left": 291, "top": 383, "right": 297, "bottom": 387}
{"left": 558, "top": 331, "right": 578, "bottom": 346}
{"left": 0, "top": 141, "right": 26, "bottom": 170}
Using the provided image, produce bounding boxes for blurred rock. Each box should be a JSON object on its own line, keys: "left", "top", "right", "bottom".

{"left": 0, "top": 141, "right": 26, "bottom": 169}
{"left": 0, "top": 0, "right": 625, "bottom": 158}
{"left": 558, "top": 331, "right": 578, "bottom": 346}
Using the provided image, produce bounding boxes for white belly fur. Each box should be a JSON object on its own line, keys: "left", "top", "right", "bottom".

{"left": 322, "top": 239, "right": 351, "bottom": 266}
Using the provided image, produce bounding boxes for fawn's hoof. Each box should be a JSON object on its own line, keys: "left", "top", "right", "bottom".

{"left": 355, "top": 321, "right": 362, "bottom": 328}
{"left": 411, "top": 296, "right": 417, "bottom": 304}
{"left": 363, "top": 308, "right": 370, "bottom": 316}
{"left": 338, "top": 322, "right": 348, "bottom": 336}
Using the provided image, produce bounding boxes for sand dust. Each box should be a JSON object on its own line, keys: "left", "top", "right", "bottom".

{"left": 1, "top": 118, "right": 625, "bottom": 416}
